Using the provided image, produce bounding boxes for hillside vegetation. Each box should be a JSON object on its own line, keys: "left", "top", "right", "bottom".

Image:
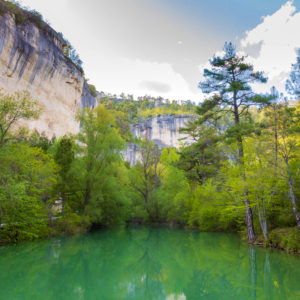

{"left": 99, "top": 96, "right": 196, "bottom": 124}
{"left": 0, "top": 6, "right": 299, "bottom": 252}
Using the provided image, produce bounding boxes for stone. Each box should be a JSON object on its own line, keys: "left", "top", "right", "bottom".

{"left": 0, "top": 12, "right": 96, "bottom": 138}
{"left": 124, "top": 114, "right": 197, "bottom": 165}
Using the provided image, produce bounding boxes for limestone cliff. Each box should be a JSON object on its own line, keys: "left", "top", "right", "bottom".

{"left": 125, "top": 114, "right": 196, "bottom": 165}
{"left": 0, "top": 12, "right": 96, "bottom": 137}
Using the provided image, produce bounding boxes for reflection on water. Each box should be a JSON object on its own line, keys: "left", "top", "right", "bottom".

{"left": 0, "top": 226, "right": 299, "bottom": 300}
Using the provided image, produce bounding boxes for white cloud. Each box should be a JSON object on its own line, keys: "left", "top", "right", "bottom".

{"left": 118, "top": 59, "right": 200, "bottom": 102}
{"left": 240, "top": 1, "right": 300, "bottom": 93}
{"left": 17, "top": 0, "right": 208, "bottom": 103}
{"left": 21, "top": 0, "right": 299, "bottom": 101}
{"left": 88, "top": 58, "right": 202, "bottom": 102}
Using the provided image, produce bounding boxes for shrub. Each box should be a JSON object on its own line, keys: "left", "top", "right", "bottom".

{"left": 53, "top": 213, "right": 89, "bottom": 236}
{"left": 267, "top": 228, "right": 300, "bottom": 252}
{"left": 88, "top": 84, "right": 97, "bottom": 97}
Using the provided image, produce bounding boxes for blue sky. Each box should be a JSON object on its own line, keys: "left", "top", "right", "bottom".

{"left": 18, "top": 0, "right": 300, "bottom": 102}
{"left": 156, "top": 0, "right": 287, "bottom": 37}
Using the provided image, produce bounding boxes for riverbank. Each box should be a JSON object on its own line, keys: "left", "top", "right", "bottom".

{"left": 1, "top": 217, "right": 299, "bottom": 255}
{"left": 254, "top": 227, "right": 300, "bottom": 254}
{"left": 181, "top": 223, "right": 300, "bottom": 254}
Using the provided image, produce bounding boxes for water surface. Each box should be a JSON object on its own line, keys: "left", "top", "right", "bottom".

{"left": 0, "top": 226, "right": 299, "bottom": 299}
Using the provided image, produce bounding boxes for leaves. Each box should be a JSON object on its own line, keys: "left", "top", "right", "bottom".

{"left": 0, "top": 91, "right": 41, "bottom": 146}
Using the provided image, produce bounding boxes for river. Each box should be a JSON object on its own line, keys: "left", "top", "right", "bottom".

{"left": 0, "top": 226, "right": 299, "bottom": 299}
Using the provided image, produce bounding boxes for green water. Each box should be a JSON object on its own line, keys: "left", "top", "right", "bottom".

{"left": 0, "top": 227, "right": 299, "bottom": 300}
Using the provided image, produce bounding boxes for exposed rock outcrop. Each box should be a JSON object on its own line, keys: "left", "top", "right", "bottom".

{"left": 0, "top": 12, "right": 96, "bottom": 137}
{"left": 0, "top": 10, "right": 194, "bottom": 154}
{"left": 125, "top": 114, "right": 196, "bottom": 165}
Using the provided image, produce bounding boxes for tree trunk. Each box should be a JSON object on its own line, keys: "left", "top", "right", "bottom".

{"left": 48, "top": 208, "right": 54, "bottom": 228}
{"left": 285, "top": 158, "right": 300, "bottom": 233}
{"left": 257, "top": 196, "right": 268, "bottom": 240}
{"left": 144, "top": 190, "right": 151, "bottom": 215}
{"left": 244, "top": 196, "right": 256, "bottom": 243}
{"left": 84, "top": 160, "right": 93, "bottom": 206}
{"left": 274, "top": 110, "right": 278, "bottom": 172}
{"left": 234, "top": 97, "right": 255, "bottom": 243}
{"left": 84, "top": 184, "right": 91, "bottom": 206}
{"left": 154, "top": 159, "right": 159, "bottom": 221}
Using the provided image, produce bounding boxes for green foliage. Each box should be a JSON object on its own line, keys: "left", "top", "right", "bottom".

{"left": 22, "top": 130, "right": 56, "bottom": 152}
{"left": 88, "top": 84, "right": 97, "bottom": 97}
{"left": 54, "top": 136, "right": 74, "bottom": 175}
{"left": 0, "top": 0, "right": 47, "bottom": 31}
{"left": 0, "top": 143, "right": 58, "bottom": 243}
{"left": 156, "top": 165, "right": 190, "bottom": 223}
{"left": 99, "top": 96, "right": 196, "bottom": 124}
{"left": 177, "top": 126, "right": 224, "bottom": 183}
{"left": 53, "top": 136, "right": 76, "bottom": 212}
{"left": 52, "top": 209, "right": 89, "bottom": 236}
{"left": 197, "top": 42, "right": 272, "bottom": 132}
{"left": 63, "top": 41, "right": 84, "bottom": 73}
{"left": 0, "top": 39, "right": 299, "bottom": 251}
{"left": 267, "top": 228, "right": 300, "bottom": 252}
{"left": 128, "top": 140, "right": 163, "bottom": 222}
{"left": 197, "top": 42, "right": 274, "bottom": 243}
{"left": 184, "top": 181, "right": 243, "bottom": 232}
{"left": 76, "top": 105, "right": 130, "bottom": 226}
{"left": 0, "top": 90, "right": 41, "bottom": 146}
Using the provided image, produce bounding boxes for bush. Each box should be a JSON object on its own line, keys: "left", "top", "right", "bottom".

{"left": 88, "top": 84, "right": 97, "bottom": 97}
{"left": 267, "top": 228, "right": 300, "bottom": 252}
{"left": 267, "top": 231, "right": 281, "bottom": 247}
{"left": 0, "top": 0, "right": 43, "bottom": 28}
{"left": 281, "top": 228, "right": 300, "bottom": 252}
{"left": 53, "top": 213, "right": 89, "bottom": 236}
{"left": 0, "top": 219, "right": 49, "bottom": 243}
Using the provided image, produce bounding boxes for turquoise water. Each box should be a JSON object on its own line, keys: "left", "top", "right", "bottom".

{"left": 0, "top": 226, "right": 299, "bottom": 300}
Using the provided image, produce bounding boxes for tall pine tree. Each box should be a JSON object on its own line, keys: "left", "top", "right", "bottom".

{"left": 197, "top": 42, "right": 272, "bottom": 243}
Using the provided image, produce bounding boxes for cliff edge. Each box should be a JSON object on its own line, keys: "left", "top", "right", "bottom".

{"left": 125, "top": 114, "right": 197, "bottom": 165}
{"left": 0, "top": 11, "right": 96, "bottom": 137}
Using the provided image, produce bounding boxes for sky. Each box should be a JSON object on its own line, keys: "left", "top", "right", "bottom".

{"left": 17, "top": 0, "right": 300, "bottom": 102}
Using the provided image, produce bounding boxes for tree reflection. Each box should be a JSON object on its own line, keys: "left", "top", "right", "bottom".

{"left": 0, "top": 227, "right": 299, "bottom": 300}
{"left": 249, "top": 246, "right": 257, "bottom": 300}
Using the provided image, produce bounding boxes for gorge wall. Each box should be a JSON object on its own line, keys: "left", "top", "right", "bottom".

{"left": 125, "top": 114, "right": 196, "bottom": 165}
{"left": 0, "top": 10, "right": 195, "bottom": 156}
{"left": 0, "top": 12, "right": 96, "bottom": 137}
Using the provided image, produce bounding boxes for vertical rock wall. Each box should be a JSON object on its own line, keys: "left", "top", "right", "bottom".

{"left": 125, "top": 114, "right": 196, "bottom": 165}
{"left": 0, "top": 12, "right": 96, "bottom": 137}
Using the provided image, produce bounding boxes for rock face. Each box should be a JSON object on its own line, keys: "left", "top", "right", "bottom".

{"left": 0, "top": 11, "right": 194, "bottom": 154}
{"left": 125, "top": 114, "right": 196, "bottom": 165}
{"left": 0, "top": 12, "right": 96, "bottom": 137}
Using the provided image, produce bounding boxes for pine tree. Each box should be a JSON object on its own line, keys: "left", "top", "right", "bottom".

{"left": 197, "top": 42, "right": 272, "bottom": 243}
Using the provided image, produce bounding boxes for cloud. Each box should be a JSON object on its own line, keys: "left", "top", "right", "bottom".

{"left": 86, "top": 58, "right": 202, "bottom": 102}
{"left": 18, "top": 0, "right": 214, "bottom": 103}
{"left": 130, "top": 59, "right": 201, "bottom": 101}
{"left": 138, "top": 81, "right": 171, "bottom": 93}
{"left": 240, "top": 1, "right": 300, "bottom": 93}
